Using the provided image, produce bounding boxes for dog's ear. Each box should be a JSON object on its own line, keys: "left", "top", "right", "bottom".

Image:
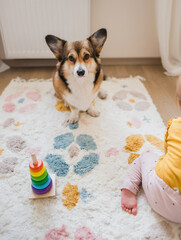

{"left": 88, "top": 28, "right": 107, "bottom": 56}
{"left": 45, "top": 35, "right": 66, "bottom": 61}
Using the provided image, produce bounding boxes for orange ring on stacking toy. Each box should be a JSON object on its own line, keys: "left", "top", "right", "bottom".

{"left": 30, "top": 165, "right": 45, "bottom": 177}
{"left": 29, "top": 159, "right": 43, "bottom": 172}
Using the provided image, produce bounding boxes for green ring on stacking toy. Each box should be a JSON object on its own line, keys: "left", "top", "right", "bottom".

{"left": 30, "top": 165, "right": 45, "bottom": 177}
{"left": 31, "top": 169, "right": 48, "bottom": 181}
{"left": 31, "top": 173, "right": 49, "bottom": 185}
{"left": 32, "top": 175, "right": 51, "bottom": 190}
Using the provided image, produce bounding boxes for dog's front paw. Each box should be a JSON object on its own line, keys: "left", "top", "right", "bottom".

{"left": 69, "top": 110, "right": 79, "bottom": 124}
{"left": 87, "top": 108, "right": 100, "bottom": 117}
{"left": 69, "top": 117, "right": 79, "bottom": 124}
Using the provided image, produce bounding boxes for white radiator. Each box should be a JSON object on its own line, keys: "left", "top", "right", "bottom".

{"left": 0, "top": 0, "right": 90, "bottom": 59}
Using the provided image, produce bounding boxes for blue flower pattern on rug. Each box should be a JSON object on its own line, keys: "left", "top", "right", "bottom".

{"left": 45, "top": 132, "right": 99, "bottom": 178}
{"left": 74, "top": 153, "right": 99, "bottom": 175}
{"left": 80, "top": 188, "right": 94, "bottom": 203}
{"left": 143, "top": 115, "right": 151, "bottom": 123}
{"left": 18, "top": 98, "right": 25, "bottom": 103}
{"left": 76, "top": 134, "right": 97, "bottom": 150}
{"left": 44, "top": 154, "right": 69, "bottom": 177}
{"left": 69, "top": 121, "right": 79, "bottom": 130}
{"left": 54, "top": 133, "right": 74, "bottom": 149}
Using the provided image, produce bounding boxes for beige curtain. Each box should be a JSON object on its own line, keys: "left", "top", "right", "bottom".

{"left": 155, "top": 0, "right": 181, "bottom": 76}
{"left": 0, "top": 60, "right": 9, "bottom": 73}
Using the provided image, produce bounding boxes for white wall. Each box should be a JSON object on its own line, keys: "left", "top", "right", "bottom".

{"left": 91, "top": 0, "right": 160, "bottom": 58}
{"left": 0, "top": 0, "right": 90, "bottom": 59}
{"left": 0, "top": 0, "right": 160, "bottom": 59}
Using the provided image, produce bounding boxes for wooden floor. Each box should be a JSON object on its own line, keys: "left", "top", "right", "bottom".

{"left": 0, "top": 65, "right": 179, "bottom": 124}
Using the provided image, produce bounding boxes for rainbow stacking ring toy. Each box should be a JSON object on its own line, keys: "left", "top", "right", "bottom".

{"left": 29, "top": 154, "right": 52, "bottom": 195}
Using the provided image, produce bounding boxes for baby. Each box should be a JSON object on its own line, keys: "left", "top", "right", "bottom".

{"left": 121, "top": 75, "right": 181, "bottom": 223}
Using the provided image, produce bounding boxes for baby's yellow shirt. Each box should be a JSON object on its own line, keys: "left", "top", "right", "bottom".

{"left": 155, "top": 117, "right": 181, "bottom": 193}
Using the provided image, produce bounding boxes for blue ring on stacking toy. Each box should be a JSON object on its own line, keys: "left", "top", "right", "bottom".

{"left": 32, "top": 178, "right": 52, "bottom": 194}
{"left": 32, "top": 175, "right": 51, "bottom": 190}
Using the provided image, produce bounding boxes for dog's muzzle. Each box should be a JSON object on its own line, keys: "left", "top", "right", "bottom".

{"left": 77, "top": 68, "right": 85, "bottom": 77}
{"left": 74, "top": 63, "right": 87, "bottom": 78}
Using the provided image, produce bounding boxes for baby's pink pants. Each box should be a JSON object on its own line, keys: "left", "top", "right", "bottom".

{"left": 121, "top": 151, "right": 181, "bottom": 223}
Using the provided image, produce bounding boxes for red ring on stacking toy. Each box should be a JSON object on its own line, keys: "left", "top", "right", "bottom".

{"left": 29, "top": 159, "right": 43, "bottom": 172}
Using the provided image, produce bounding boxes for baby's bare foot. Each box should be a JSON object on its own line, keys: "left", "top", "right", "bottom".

{"left": 121, "top": 189, "right": 137, "bottom": 215}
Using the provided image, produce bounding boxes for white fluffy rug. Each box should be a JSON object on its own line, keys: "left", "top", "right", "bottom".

{"left": 0, "top": 76, "right": 181, "bottom": 240}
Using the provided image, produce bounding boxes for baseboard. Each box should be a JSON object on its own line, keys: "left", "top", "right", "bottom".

{"left": 3, "top": 59, "right": 57, "bottom": 67}
{"left": 101, "top": 58, "right": 161, "bottom": 65}
{"left": 3, "top": 58, "right": 161, "bottom": 67}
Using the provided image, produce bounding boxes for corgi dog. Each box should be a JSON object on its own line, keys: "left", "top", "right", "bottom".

{"left": 45, "top": 28, "right": 107, "bottom": 123}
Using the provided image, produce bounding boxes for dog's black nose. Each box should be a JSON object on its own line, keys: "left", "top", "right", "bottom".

{"left": 77, "top": 69, "right": 85, "bottom": 77}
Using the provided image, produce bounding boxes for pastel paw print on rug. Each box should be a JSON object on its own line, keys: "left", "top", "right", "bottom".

{"left": 124, "top": 134, "right": 164, "bottom": 164}
{"left": 69, "top": 121, "right": 79, "bottom": 130}
{"left": 44, "top": 225, "right": 69, "bottom": 240}
{"left": 81, "top": 119, "right": 90, "bottom": 126}
{"left": 0, "top": 136, "right": 25, "bottom": 174}
{"left": 14, "top": 122, "right": 23, "bottom": 127}
{"left": 68, "top": 144, "right": 80, "bottom": 158}
{"left": 62, "top": 182, "right": 80, "bottom": 210}
{"left": 26, "top": 91, "right": 40, "bottom": 101}
{"left": 74, "top": 153, "right": 99, "bottom": 175}
{"left": 18, "top": 104, "right": 36, "bottom": 113}
{"left": 45, "top": 225, "right": 107, "bottom": 240}
{"left": 112, "top": 90, "right": 150, "bottom": 111}
{"left": 54, "top": 133, "right": 74, "bottom": 150}
{"left": 45, "top": 133, "right": 99, "bottom": 177}
{"left": 0, "top": 157, "right": 18, "bottom": 174}
{"left": 2, "top": 90, "right": 41, "bottom": 113}
{"left": 1, "top": 118, "right": 23, "bottom": 128}
{"left": 28, "top": 147, "right": 41, "bottom": 155}
{"left": 127, "top": 117, "right": 142, "bottom": 129}
{"left": 2, "top": 118, "right": 15, "bottom": 128}
{"left": 44, "top": 154, "right": 69, "bottom": 177}
{"left": 75, "top": 226, "right": 108, "bottom": 240}
{"left": 6, "top": 135, "right": 26, "bottom": 153}
{"left": 3, "top": 103, "right": 16, "bottom": 112}
{"left": 76, "top": 134, "right": 97, "bottom": 151}
{"left": 106, "top": 147, "right": 119, "bottom": 157}
{"left": 1, "top": 118, "right": 23, "bottom": 130}
{"left": 5, "top": 91, "right": 24, "bottom": 102}
{"left": 18, "top": 98, "right": 25, "bottom": 104}
{"left": 80, "top": 188, "right": 94, "bottom": 203}
{"left": 143, "top": 115, "right": 151, "bottom": 123}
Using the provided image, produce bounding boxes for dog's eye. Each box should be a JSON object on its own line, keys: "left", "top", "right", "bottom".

{"left": 84, "top": 54, "right": 90, "bottom": 61}
{"left": 69, "top": 55, "right": 75, "bottom": 62}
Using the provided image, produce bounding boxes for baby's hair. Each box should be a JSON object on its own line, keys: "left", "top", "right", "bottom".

{"left": 176, "top": 75, "right": 181, "bottom": 108}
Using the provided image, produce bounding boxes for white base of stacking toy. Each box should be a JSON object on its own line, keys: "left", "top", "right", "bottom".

{"left": 29, "top": 174, "right": 56, "bottom": 200}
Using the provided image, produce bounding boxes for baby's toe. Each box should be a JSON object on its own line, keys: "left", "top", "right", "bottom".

{"left": 132, "top": 207, "right": 137, "bottom": 215}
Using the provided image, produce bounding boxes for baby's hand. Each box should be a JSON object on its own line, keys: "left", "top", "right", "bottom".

{"left": 176, "top": 75, "right": 181, "bottom": 108}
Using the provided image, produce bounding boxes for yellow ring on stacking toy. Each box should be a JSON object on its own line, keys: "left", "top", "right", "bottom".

{"left": 30, "top": 165, "right": 45, "bottom": 177}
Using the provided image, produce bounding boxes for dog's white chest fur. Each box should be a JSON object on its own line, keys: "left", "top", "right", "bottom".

{"left": 65, "top": 73, "right": 97, "bottom": 111}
